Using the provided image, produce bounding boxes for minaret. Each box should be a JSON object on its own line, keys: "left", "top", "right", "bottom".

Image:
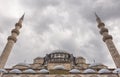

{"left": 0, "top": 14, "right": 24, "bottom": 68}
{"left": 95, "top": 13, "right": 120, "bottom": 68}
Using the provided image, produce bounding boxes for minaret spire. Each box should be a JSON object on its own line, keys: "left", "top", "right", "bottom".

{"left": 0, "top": 14, "right": 25, "bottom": 68}
{"left": 95, "top": 13, "right": 120, "bottom": 68}
{"left": 95, "top": 12, "right": 102, "bottom": 24}
{"left": 19, "top": 13, "right": 25, "bottom": 22}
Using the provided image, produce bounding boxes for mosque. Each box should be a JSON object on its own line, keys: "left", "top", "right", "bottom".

{"left": 0, "top": 14, "right": 120, "bottom": 77}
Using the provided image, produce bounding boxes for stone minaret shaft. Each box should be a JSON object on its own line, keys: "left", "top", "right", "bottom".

{"left": 95, "top": 13, "right": 120, "bottom": 68}
{"left": 0, "top": 14, "right": 24, "bottom": 68}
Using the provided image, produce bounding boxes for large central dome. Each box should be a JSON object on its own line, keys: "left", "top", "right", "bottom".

{"left": 47, "top": 50, "right": 72, "bottom": 63}
{"left": 51, "top": 49, "right": 70, "bottom": 54}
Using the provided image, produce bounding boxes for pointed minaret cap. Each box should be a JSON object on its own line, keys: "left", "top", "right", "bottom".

{"left": 95, "top": 12, "right": 102, "bottom": 23}
{"left": 18, "top": 13, "right": 25, "bottom": 23}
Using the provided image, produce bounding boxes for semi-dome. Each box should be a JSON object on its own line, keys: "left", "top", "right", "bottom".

{"left": 39, "top": 69, "right": 49, "bottom": 74}
{"left": 83, "top": 69, "right": 96, "bottom": 73}
{"left": 98, "top": 68, "right": 111, "bottom": 73}
{"left": 9, "top": 69, "right": 22, "bottom": 73}
{"left": 113, "top": 68, "right": 120, "bottom": 73}
{"left": 0, "top": 69, "right": 7, "bottom": 73}
{"left": 23, "top": 69, "right": 36, "bottom": 73}
{"left": 16, "top": 63, "right": 30, "bottom": 67}
{"left": 69, "top": 69, "right": 80, "bottom": 74}
{"left": 54, "top": 65, "right": 65, "bottom": 70}
{"left": 89, "top": 63, "right": 103, "bottom": 67}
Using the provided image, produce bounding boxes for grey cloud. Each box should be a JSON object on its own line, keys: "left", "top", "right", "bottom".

{"left": 81, "top": 0, "right": 120, "bottom": 22}
{"left": 0, "top": 16, "right": 16, "bottom": 33}
{"left": 19, "top": 0, "right": 60, "bottom": 9}
{"left": 32, "top": 17, "right": 54, "bottom": 34}
{"left": 0, "top": 0, "right": 119, "bottom": 68}
{"left": 20, "top": 0, "right": 120, "bottom": 23}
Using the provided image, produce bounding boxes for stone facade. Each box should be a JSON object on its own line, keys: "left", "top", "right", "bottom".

{"left": 48, "top": 63, "right": 71, "bottom": 70}
{"left": 1, "top": 50, "right": 117, "bottom": 77}
{"left": 2, "top": 73, "right": 120, "bottom": 77}
{"left": 11, "top": 50, "right": 108, "bottom": 70}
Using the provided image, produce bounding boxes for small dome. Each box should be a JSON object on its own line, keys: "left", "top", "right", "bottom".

{"left": 39, "top": 69, "right": 49, "bottom": 74}
{"left": 113, "top": 68, "right": 120, "bottom": 73}
{"left": 98, "top": 69, "right": 111, "bottom": 73}
{"left": 9, "top": 69, "right": 22, "bottom": 73}
{"left": 69, "top": 69, "right": 80, "bottom": 74}
{"left": 89, "top": 63, "right": 103, "bottom": 67}
{"left": 54, "top": 65, "right": 65, "bottom": 70}
{"left": 83, "top": 69, "right": 96, "bottom": 73}
{"left": 23, "top": 69, "right": 36, "bottom": 73}
{"left": 16, "top": 63, "right": 30, "bottom": 67}
{"left": 0, "top": 69, "right": 7, "bottom": 73}
{"left": 35, "top": 57, "right": 43, "bottom": 59}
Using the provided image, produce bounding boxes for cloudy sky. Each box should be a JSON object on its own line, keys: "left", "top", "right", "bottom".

{"left": 0, "top": 0, "right": 120, "bottom": 68}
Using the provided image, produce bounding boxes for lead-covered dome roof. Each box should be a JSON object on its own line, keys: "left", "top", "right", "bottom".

{"left": 9, "top": 69, "right": 22, "bottom": 73}
{"left": 50, "top": 49, "right": 70, "bottom": 54}
{"left": 98, "top": 68, "right": 111, "bottom": 73}
{"left": 53, "top": 65, "right": 65, "bottom": 70}
{"left": 16, "top": 63, "right": 30, "bottom": 67}
{"left": 69, "top": 69, "right": 80, "bottom": 74}
{"left": 0, "top": 69, "right": 8, "bottom": 73}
